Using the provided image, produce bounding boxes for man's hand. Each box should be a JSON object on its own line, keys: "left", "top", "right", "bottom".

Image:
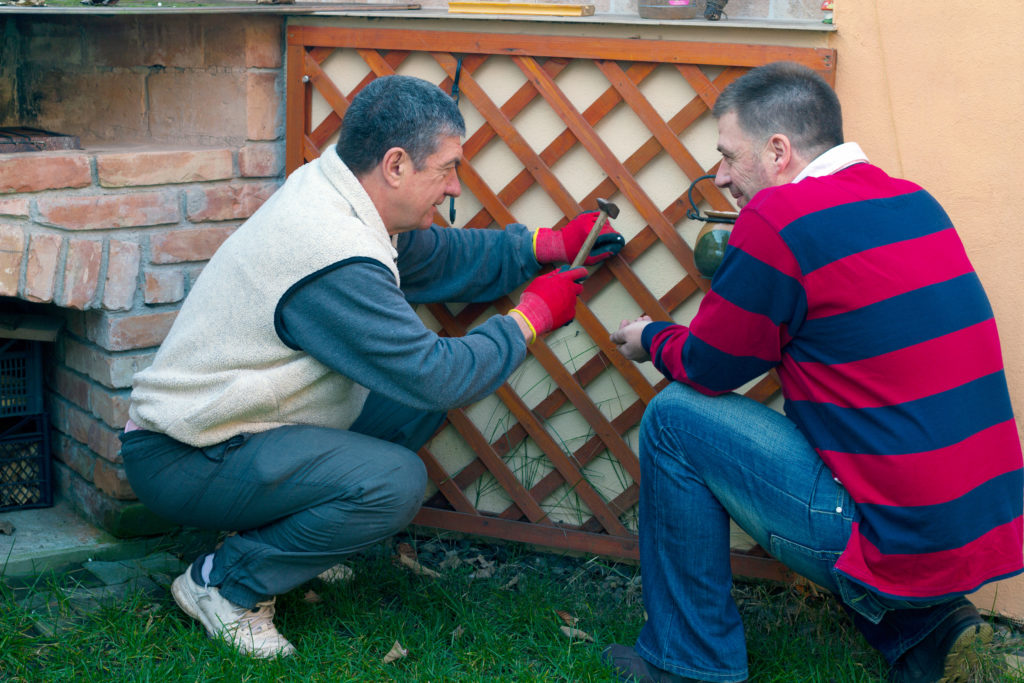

{"left": 610, "top": 315, "right": 652, "bottom": 362}
{"left": 509, "top": 266, "right": 588, "bottom": 344}
{"left": 534, "top": 211, "right": 625, "bottom": 266}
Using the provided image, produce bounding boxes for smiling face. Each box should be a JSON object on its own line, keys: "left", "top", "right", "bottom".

{"left": 713, "top": 111, "right": 776, "bottom": 208}
{"left": 390, "top": 135, "right": 463, "bottom": 234}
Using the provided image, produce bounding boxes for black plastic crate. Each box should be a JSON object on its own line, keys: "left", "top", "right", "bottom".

{"left": 0, "top": 338, "right": 44, "bottom": 418}
{"left": 0, "top": 414, "right": 52, "bottom": 512}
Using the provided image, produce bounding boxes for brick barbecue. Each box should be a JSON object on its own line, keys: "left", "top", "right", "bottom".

{"left": 0, "top": 13, "right": 287, "bottom": 536}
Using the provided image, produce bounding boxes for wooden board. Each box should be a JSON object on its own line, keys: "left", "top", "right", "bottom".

{"left": 0, "top": 314, "right": 63, "bottom": 342}
{"left": 0, "top": 2, "right": 422, "bottom": 13}
{"left": 448, "top": 1, "right": 594, "bottom": 15}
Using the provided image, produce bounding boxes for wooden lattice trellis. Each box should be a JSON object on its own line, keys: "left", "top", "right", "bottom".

{"left": 286, "top": 25, "right": 835, "bottom": 581}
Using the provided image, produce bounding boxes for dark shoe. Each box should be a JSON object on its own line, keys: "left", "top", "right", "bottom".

{"left": 889, "top": 604, "right": 994, "bottom": 683}
{"left": 600, "top": 644, "right": 703, "bottom": 683}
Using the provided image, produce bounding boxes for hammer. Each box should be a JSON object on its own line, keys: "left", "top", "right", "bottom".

{"left": 570, "top": 198, "right": 620, "bottom": 268}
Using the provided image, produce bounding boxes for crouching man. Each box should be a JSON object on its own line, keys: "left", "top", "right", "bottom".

{"left": 606, "top": 62, "right": 1023, "bottom": 683}
{"left": 120, "top": 74, "right": 623, "bottom": 658}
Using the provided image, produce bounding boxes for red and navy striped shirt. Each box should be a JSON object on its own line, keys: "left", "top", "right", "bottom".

{"left": 642, "top": 160, "right": 1023, "bottom": 599}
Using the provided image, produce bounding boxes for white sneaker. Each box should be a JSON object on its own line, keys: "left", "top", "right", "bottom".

{"left": 171, "top": 566, "right": 296, "bottom": 658}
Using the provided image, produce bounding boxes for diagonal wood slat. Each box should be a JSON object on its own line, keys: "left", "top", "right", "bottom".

{"left": 499, "top": 384, "right": 630, "bottom": 537}
{"left": 418, "top": 447, "right": 479, "bottom": 515}
{"left": 432, "top": 52, "right": 581, "bottom": 218}
{"left": 286, "top": 26, "right": 835, "bottom": 572}
{"left": 429, "top": 295, "right": 637, "bottom": 535}
{"left": 514, "top": 55, "right": 710, "bottom": 288}
{"left": 466, "top": 60, "right": 654, "bottom": 230}
{"left": 445, "top": 406, "right": 555, "bottom": 525}
{"left": 595, "top": 59, "right": 734, "bottom": 214}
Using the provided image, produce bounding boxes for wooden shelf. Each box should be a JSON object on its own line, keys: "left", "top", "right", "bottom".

{"left": 448, "top": 1, "right": 593, "bottom": 16}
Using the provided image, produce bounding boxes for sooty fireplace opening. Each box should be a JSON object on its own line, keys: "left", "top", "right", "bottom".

{"left": 0, "top": 127, "right": 81, "bottom": 154}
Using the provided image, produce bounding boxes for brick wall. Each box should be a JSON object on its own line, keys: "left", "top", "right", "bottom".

{"left": 0, "top": 14, "right": 287, "bottom": 536}
{"left": 1, "top": 14, "right": 286, "bottom": 146}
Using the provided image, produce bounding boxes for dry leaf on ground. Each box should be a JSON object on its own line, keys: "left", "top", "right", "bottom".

{"left": 468, "top": 554, "right": 496, "bottom": 579}
{"left": 395, "top": 543, "right": 440, "bottom": 577}
{"left": 303, "top": 590, "right": 322, "bottom": 603}
{"left": 560, "top": 625, "right": 595, "bottom": 642}
{"left": 439, "top": 551, "right": 463, "bottom": 571}
{"left": 398, "top": 552, "right": 441, "bottom": 578}
{"left": 383, "top": 640, "right": 408, "bottom": 663}
{"left": 502, "top": 574, "right": 520, "bottom": 590}
{"left": 318, "top": 563, "right": 355, "bottom": 584}
{"left": 555, "top": 609, "right": 578, "bottom": 626}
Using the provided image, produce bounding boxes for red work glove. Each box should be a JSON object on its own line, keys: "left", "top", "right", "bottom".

{"left": 509, "top": 266, "right": 588, "bottom": 344}
{"left": 534, "top": 210, "right": 625, "bottom": 266}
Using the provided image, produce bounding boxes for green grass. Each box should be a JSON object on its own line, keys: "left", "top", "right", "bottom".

{"left": 1, "top": 534, "right": 1021, "bottom": 682}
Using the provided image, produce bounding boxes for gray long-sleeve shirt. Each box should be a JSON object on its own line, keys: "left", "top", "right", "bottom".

{"left": 276, "top": 222, "right": 541, "bottom": 412}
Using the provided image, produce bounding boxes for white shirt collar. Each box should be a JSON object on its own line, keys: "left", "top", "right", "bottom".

{"left": 792, "top": 142, "right": 869, "bottom": 182}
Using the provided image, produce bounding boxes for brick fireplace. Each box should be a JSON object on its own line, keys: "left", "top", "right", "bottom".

{"left": 0, "top": 12, "right": 287, "bottom": 536}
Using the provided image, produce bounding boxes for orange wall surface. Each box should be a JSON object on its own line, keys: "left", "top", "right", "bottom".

{"left": 830, "top": 0, "right": 1024, "bottom": 618}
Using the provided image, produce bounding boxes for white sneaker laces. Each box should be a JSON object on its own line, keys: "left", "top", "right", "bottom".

{"left": 232, "top": 600, "right": 277, "bottom": 636}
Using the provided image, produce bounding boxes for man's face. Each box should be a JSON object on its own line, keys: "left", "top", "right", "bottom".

{"left": 713, "top": 111, "right": 775, "bottom": 208}
{"left": 392, "top": 135, "right": 463, "bottom": 234}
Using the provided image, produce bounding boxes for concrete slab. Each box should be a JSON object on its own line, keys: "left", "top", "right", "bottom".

{"left": 0, "top": 496, "right": 152, "bottom": 579}
{"left": 82, "top": 553, "right": 185, "bottom": 586}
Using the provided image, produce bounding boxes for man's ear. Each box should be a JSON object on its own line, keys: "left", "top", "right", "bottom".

{"left": 380, "top": 147, "right": 408, "bottom": 189}
{"left": 765, "top": 133, "right": 792, "bottom": 174}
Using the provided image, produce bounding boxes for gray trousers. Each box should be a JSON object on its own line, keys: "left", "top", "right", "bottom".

{"left": 120, "top": 392, "right": 441, "bottom": 608}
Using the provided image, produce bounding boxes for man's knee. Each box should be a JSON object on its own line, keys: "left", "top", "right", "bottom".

{"left": 639, "top": 383, "right": 735, "bottom": 478}
{"left": 368, "top": 446, "right": 428, "bottom": 523}
{"left": 641, "top": 383, "right": 704, "bottom": 439}
{"left": 392, "top": 451, "right": 428, "bottom": 507}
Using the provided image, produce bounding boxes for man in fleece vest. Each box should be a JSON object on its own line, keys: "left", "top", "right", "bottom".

{"left": 119, "top": 75, "right": 624, "bottom": 658}
{"left": 605, "top": 62, "right": 1022, "bottom": 683}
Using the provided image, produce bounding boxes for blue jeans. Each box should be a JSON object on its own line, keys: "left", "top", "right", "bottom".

{"left": 635, "top": 383, "right": 969, "bottom": 682}
{"left": 121, "top": 391, "right": 443, "bottom": 608}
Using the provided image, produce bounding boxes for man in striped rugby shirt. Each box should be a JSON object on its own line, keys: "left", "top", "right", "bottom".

{"left": 603, "top": 62, "right": 1023, "bottom": 683}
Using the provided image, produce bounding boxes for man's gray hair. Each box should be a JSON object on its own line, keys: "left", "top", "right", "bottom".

{"left": 336, "top": 75, "right": 466, "bottom": 176}
{"left": 712, "top": 62, "right": 843, "bottom": 159}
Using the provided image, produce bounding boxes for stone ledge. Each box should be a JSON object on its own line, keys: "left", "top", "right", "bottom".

{"left": 0, "top": 496, "right": 153, "bottom": 579}
{"left": 0, "top": 2, "right": 420, "bottom": 14}
{"left": 0, "top": 6, "right": 836, "bottom": 30}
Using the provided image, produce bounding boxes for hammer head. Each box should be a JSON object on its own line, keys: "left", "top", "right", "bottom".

{"left": 596, "top": 197, "right": 620, "bottom": 219}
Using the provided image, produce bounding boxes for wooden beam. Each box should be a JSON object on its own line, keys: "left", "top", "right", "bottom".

{"left": 0, "top": 314, "right": 62, "bottom": 342}
{"left": 413, "top": 508, "right": 795, "bottom": 583}
{"left": 448, "top": 1, "right": 595, "bottom": 15}
{"left": 288, "top": 26, "right": 837, "bottom": 73}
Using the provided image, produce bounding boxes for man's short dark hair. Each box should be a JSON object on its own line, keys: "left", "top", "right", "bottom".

{"left": 336, "top": 75, "right": 466, "bottom": 176}
{"left": 712, "top": 62, "right": 843, "bottom": 159}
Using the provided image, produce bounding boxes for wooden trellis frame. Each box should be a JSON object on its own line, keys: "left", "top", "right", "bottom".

{"left": 286, "top": 25, "right": 835, "bottom": 581}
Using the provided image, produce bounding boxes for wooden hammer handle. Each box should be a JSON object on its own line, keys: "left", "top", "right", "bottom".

{"left": 570, "top": 211, "right": 610, "bottom": 268}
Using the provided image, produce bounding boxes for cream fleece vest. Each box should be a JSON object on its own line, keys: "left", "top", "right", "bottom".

{"left": 129, "top": 150, "right": 399, "bottom": 447}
